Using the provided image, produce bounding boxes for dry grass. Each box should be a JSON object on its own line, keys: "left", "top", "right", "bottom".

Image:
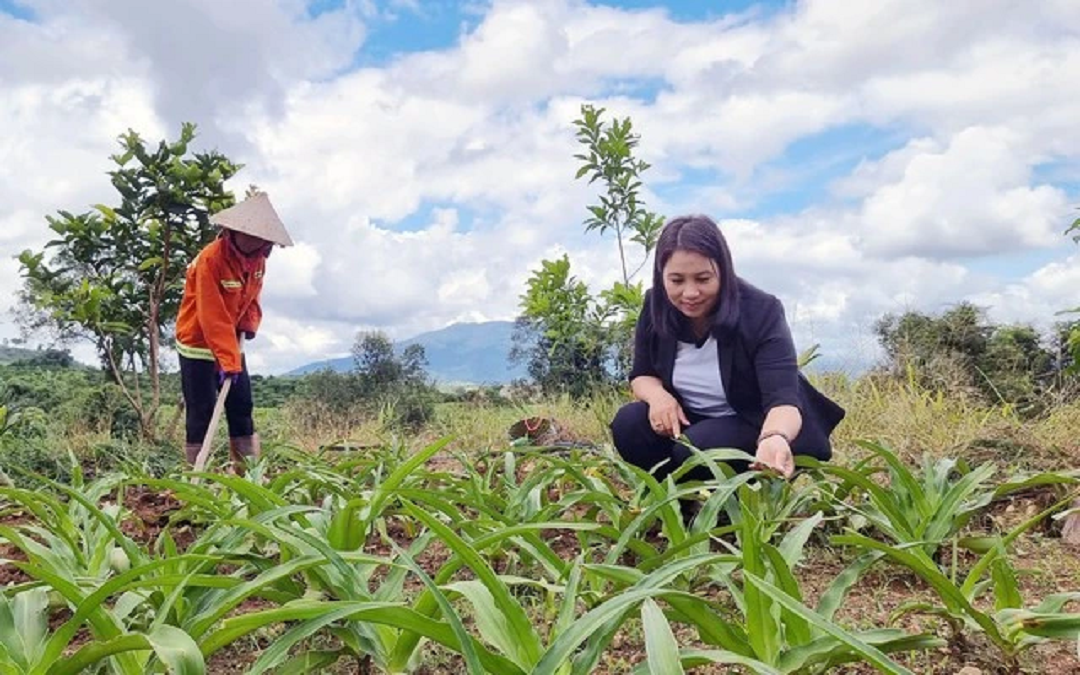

{"left": 816, "top": 373, "right": 1080, "bottom": 472}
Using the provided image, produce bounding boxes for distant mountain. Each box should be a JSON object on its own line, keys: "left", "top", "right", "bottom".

{"left": 287, "top": 321, "right": 529, "bottom": 384}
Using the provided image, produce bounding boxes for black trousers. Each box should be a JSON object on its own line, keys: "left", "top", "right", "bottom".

{"left": 610, "top": 401, "right": 758, "bottom": 482}
{"left": 179, "top": 354, "right": 254, "bottom": 444}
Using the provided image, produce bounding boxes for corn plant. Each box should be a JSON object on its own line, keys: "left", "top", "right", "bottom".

{"left": 834, "top": 490, "right": 1080, "bottom": 671}
{"left": 569, "top": 481, "right": 942, "bottom": 673}
{"left": 0, "top": 469, "right": 211, "bottom": 674}
{"left": 0, "top": 587, "right": 204, "bottom": 675}
{"left": 806, "top": 440, "right": 997, "bottom": 556}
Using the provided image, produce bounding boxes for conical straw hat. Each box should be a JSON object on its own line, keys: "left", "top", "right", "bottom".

{"left": 210, "top": 192, "right": 294, "bottom": 246}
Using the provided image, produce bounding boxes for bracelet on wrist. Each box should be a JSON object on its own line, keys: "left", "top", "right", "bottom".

{"left": 757, "top": 430, "right": 791, "bottom": 445}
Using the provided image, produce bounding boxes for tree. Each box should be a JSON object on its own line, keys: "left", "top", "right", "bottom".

{"left": 511, "top": 255, "right": 610, "bottom": 397}
{"left": 874, "top": 303, "right": 990, "bottom": 375}
{"left": 874, "top": 303, "right": 1055, "bottom": 409}
{"left": 573, "top": 104, "right": 664, "bottom": 287}
{"left": 513, "top": 105, "right": 660, "bottom": 395}
{"left": 352, "top": 332, "right": 428, "bottom": 394}
{"left": 352, "top": 331, "right": 436, "bottom": 428}
{"left": 10, "top": 348, "right": 75, "bottom": 369}
{"left": 1065, "top": 212, "right": 1080, "bottom": 372}
{"left": 17, "top": 123, "right": 241, "bottom": 439}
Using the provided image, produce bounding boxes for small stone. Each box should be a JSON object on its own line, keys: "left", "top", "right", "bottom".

{"left": 956, "top": 667, "right": 982, "bottom": 675}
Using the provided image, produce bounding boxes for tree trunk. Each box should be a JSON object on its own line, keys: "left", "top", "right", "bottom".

{"left": 103, "top": 339, "right": 151, "bottom": 440}
{"left": 616, "top": 223, "right": 628, "bottom": 287}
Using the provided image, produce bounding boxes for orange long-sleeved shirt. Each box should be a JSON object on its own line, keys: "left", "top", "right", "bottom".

{"left": 175, "top": 237, "right": 264, "bottom": 373}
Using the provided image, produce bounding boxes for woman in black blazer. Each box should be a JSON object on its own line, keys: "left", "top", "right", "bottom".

{"left": 610, "top": 215, "right": 844, "bottom": 481}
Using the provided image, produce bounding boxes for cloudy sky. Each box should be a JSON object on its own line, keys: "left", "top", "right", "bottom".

{"left": 1, "top": 0, "right": 1078, "bottom": 375}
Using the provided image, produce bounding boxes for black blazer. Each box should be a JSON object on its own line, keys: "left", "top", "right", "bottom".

{"left": 629, "top": 280, "right": 844, "bottom": 460}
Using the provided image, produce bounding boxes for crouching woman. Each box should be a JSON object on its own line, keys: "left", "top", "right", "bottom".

{"left": 610, "top": 214, "right": 844, "bottom": 483}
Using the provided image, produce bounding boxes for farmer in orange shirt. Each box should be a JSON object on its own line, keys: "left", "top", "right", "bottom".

{"left": 175, "top": 192, "right": 293, "bottom": 469}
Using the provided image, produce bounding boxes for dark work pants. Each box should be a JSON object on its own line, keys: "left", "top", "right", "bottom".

{"left": 610, "top": 401, "right": 758, "bottom": 482}
{"left": 179, "top": 354, "right": 254, "bottom": 444}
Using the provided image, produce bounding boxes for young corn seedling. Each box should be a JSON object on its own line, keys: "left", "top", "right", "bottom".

{"left": 807, "top": 440, "right": 997, "bottom": 557}
{"left": 834, "top": 489, "right": 1080, "bottom": 672}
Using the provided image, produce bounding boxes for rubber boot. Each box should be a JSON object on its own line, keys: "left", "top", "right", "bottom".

{"left": 229, "top": 434, "right": 261, "bottom": 475}
{"left": 184, "top": 442, "right": 202, "bottom": 466}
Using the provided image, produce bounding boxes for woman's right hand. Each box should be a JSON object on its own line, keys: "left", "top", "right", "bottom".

{"left": 647, "top": 392, "right": 690, "bottom": 438}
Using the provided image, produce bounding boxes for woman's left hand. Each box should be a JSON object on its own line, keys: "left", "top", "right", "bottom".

{"left": 752, "top": 435, "right": 795, "bottom": 479}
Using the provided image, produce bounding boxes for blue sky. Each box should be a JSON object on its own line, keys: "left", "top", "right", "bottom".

{"left": 1, "top": 0, "right": 1078, "bottom": 374}
{"left": 0, "top": 0, "right": 32, "bottom": 20}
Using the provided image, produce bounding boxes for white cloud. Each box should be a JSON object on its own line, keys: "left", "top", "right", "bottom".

{"left": 853, "top": 127, "right": 1069, "bottom": 258}
{"left": 970, "top": 255, "right": 1080, "bottom": 330}
{"left": 268, "top": 241, "right": 321, "bottom": 299}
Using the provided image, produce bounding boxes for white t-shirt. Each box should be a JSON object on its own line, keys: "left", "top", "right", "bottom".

{"left": 672, "top": 335, "right": 736, "bottom": 417}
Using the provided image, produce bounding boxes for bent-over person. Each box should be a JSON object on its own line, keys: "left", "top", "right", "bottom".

{"left": 175, "top": 192, "right": 293, "bottom": 471}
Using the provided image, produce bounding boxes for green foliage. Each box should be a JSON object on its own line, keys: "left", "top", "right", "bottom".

{"left": 874, "top": 303, "right": 1057, "bottom": 411}
{"left": 17, "top": 122, "right": 241, "bottom": 440}
{"left": 807, "top": 441, "right": 997, "bottom": 557}
{"left": 1064, "top": 211, "right": 1080, "bottom": 373}
{"left": 514, "top": 105, "right": 660, "bottom": 396}
{"left": 352, "top": 331, "right": 437, "bottom": 429}
{"left": 573, "top": 104, "right": 665, "bottom": 286}
{"left": 249, "top": 374, "right": 301, "bottom": 408}
{"left": 5, "top": 348, "right": 75, "bottom": 368}
{"left": 288, "top": 331, "right": 438, "bottom": 432}
{"left": 4, "top": 431, "right": 1080, "bottom": 673}
{"left": 512, "top": 256, "right": 614, "bottom": 397}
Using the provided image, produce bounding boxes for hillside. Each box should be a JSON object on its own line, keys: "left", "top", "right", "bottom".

{"left": 288, "top": 321, "right": 529, "bottom": 384}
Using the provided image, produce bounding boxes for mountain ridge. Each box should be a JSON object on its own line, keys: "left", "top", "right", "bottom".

{"left": 287, "top": 320, "right": 528, "bottom": 384}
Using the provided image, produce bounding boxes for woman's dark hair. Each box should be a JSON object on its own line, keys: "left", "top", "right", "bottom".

{"left": 650, "top": 214, "right": 740, "bottom": 337}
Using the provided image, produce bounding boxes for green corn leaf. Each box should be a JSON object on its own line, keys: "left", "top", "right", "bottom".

{"left": 762, "top": 544, "right": 812, "bottom": 647}
{"left": 0, "top": 588, "right": 48, "bottom": 669}
{"left": 991, "top": 551, "right": 1022, "bottom": 612}
{"left": 744, "top": 572, "right": 912, "bottom": 675}
{"left": 387, "top": 518, "right": 599, "bottom": 671}
{"left": 186, "top": 554, "right": 329, "bottom": 638}
{"left": 962, "top": 490, "right": 1080, "bottom": 598}
{"left": 816, "top": 551, "right": 883, "bottom": 622}
{"left": 998, "top": 609, "right": 1080, "bottom": 640}
{"left": 44, "top": 554, "right": 227, "bottom": 664}
{"left": 993, "top": 472, "right": 1080, "bottom": 500}
{"left": 777, "top": 512, "right": 824, "bottom": 569}
{"left": 818, "top": 465, "right": 913, "bottom": 541}
{"left": 1031, "top": 592, "right": 1080, "bottom": 614}
{"left": 327, "top": 498, "right": 366, "bottom": 551}
{"left": 402, "top": 500, "right": 542, "bottom": 669}
{"left": 641, "top": 599, "right": 685, "bottom": 675}
{"left": 553, "top": 559, "right": 584, "bottom": 641}
{"left": 202, "top": 599, "right": 519, "bottom": 674}
{"left": 923, "top": 463, "right": 995, "bottom": 542}
{"left": 740, "top": 496, "right": 779, "bottom": 663}
{"left": 47, "top": 625, "right": 204, "bottom": 675}
{"left": 632, "top": 648, "right": 783, "bottom": 675}
{"left": 365, "top": 436, "right": 454, "bottom": 523}
{"left": 832, "top": 533, "right": 1005, "bottom": 645}
{"left": 857, "top": 440, "right": 930, "bottom": 519}
{"left": 272, "top": 649, "right": 345, "bottom": 675}
{"left": 443, "top": 579, "right": 529, "bottom": 667}
{"left": 381, "top": 546, "right": 491, "bottom": 675}
{"left": 779, "top": 631, "right": 946, "bottom": 672}
{"left": 244, "top": 605, "right": 373, "bottom": 675}
{"left": 532, "top": 588, "right": 704, "bottom": 675}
